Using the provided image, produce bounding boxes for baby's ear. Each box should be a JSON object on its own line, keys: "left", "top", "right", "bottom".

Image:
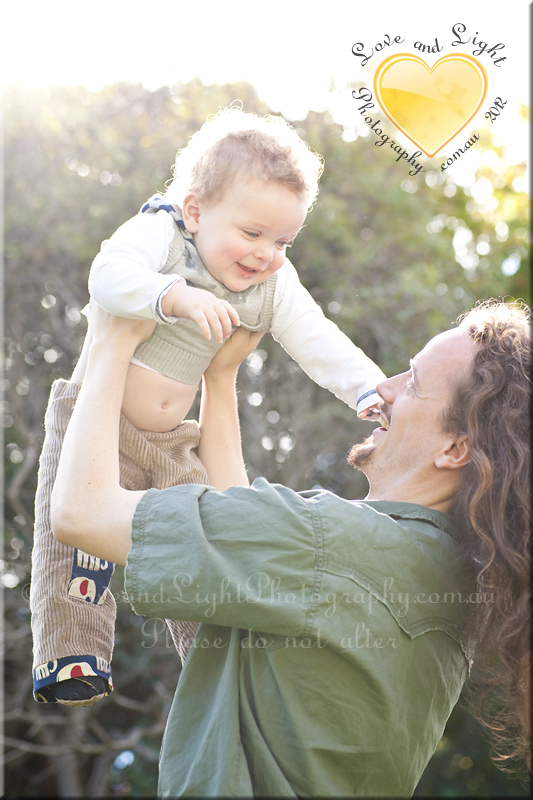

{"left": 182, "top": 194, "right": 201, "bottom": 232}
{"left": 435, "top": 435, "right": 471, "bottom": 470}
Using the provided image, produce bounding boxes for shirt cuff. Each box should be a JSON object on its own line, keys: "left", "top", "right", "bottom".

{"left": 356, "top": 388, "right": 382, "bottom": 415}
{"left": 156, "top": 277, "right": 185, "bottom": 323}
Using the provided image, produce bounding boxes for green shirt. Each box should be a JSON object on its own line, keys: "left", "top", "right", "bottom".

{"left": 125, "top": 478, "right": 473, "bottom": 797}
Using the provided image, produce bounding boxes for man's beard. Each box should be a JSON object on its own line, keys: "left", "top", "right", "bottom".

{"left": 347, "top": 436, "right": 376, "bottom": 471}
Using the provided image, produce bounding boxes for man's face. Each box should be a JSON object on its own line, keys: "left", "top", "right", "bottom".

{"left": 349, "top": 328, "right": 477, "bottom": 500}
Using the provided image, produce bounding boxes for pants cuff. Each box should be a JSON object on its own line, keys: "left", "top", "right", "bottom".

{"left": 33, "top": 654, "right": 113, "bottom": 702}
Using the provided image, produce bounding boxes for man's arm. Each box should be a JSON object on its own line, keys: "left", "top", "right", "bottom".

{"left": 52, "top": 310, "right": 260, "bottom": 564}
{"left": 198, "top": 330, "right": 264, "bottom": 489}
{"left": 51, "top": 309, "right": 152, "bottom": 565}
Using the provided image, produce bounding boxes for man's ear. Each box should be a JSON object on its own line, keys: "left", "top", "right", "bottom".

{"left": 181, "top": 194, "right": 201, "bottom": 233}
{"left": 435, "top": 435, "right": 471, "bottom": 470}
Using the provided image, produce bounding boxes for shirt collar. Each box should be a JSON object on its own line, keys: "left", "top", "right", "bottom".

{"left": 357, "top": 500, "right": 458, "bottom": 540}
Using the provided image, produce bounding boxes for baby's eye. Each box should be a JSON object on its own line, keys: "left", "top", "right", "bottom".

{"left": 406, "top": 380, "right": 416, "bottom": 396}
{"left": 277, "top": 240, "right": 293, "bottom": 248}
{"left": 244, "top": 231, "right": 259, "bottom": 238}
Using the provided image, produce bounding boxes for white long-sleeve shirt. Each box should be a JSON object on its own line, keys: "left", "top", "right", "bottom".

{"left": 89, "top": 209, "right": 385, "bottom": 412}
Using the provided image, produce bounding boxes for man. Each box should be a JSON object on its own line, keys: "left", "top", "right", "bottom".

{"left": 52, "top": 300, "right": 530, "bottom": 796}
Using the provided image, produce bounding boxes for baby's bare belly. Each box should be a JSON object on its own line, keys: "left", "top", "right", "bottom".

{"left": 121, "top": 363, "right": 200, "bottom": 433}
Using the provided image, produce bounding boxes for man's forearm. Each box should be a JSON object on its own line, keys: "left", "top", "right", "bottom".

{"left": 51, "top": 329, "right": 146, "bottom": 566}
{"left": 197, "top": 329, "right": 262, "bottom": 490}
{"left": 198, "top": 371, "right": 249, "bottom": 490}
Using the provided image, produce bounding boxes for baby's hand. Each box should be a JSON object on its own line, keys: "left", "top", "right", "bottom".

{"left": 358, "top": 402, "right": 383, "bottom": 422}
{"left": 163, "top": 283, "right": 240, "bottom": 344}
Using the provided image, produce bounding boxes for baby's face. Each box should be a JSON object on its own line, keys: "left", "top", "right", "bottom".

{"left": 183, "top": 177, "right": 308, "bottom": 292}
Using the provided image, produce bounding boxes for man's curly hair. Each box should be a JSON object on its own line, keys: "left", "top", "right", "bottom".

{"left": 441, "top": 299, "right": 531, "bottom": 771}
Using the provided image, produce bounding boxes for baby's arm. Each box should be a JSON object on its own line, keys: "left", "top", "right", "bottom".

{"left": 270, "top": 261, "right": 386, "bottom": 417}
{"left": 90, "top": 210, "right": 238, "bottom": 344}
{"left": 89, "top": 211, "right": 181, "bottom": 319}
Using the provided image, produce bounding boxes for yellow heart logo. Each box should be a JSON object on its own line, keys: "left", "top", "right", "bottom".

{"left": 374, "top": 53, "right": 488, "bottom": 157}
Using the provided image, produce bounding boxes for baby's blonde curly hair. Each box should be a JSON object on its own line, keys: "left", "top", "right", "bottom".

{"left": 165, "top": 105, "right": 324, "bottom": 211}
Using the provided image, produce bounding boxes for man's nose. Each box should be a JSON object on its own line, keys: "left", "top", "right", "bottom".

{"left": 376, "top": 371, "right": 408, "bottom": 404}
{"left": 376, "top": 378, "right": 391, "bottom": 404}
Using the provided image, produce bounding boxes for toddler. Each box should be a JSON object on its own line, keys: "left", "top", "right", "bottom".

{"left": 31, "top": 107, "right": 385, "bottom": 706}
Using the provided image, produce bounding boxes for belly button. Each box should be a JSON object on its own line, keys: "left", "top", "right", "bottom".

{"left": 161, "top": 402, "right": 168, "bottom": 411}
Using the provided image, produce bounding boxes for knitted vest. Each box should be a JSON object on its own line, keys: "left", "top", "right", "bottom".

{"left": 134, "top": 204, "right": 278, "bottom": 385}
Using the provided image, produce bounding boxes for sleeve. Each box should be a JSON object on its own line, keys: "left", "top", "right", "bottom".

{"left": 269, "top": 261, "right": 386, "bottom": 412}
{"left": 124, "top": 478, "right": 318, "bottom": 636}
{"left": 88, "top": 210, "right": 185, "bottom": 321}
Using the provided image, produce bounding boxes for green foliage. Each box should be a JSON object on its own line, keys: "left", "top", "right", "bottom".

{"left": 415, "top": 703, "right": 531, "bottom": 797}
{"left": 3, "top": 79, "right": 529, "bottom": 797}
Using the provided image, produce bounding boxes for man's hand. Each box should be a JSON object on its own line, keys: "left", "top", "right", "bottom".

{"left": 89, "top": 302, "right": 157, "bottom": 354}
{"left": 161, "top": 282, "right": 240, "bottom": 344}
{"left": 205, "top": 328, "right": 265, "bottom": 378}
{"left": 72, "top": 304, "right": 156, "bottom": 384}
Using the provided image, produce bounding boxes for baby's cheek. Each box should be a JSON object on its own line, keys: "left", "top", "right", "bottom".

{"left": 226, "top": 243, "right": 249, "bottom": 262}
{"left": 272, "top": 253, "right": 287, "bottom": 273}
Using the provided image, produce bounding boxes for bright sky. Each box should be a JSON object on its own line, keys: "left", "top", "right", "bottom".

{"left": 2, "top": 0, "right": 530, "bottom": 164}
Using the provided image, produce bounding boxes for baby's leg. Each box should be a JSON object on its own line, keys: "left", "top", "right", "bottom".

{"left": 31, "top": 380, "right": 115, "bottom": 705}
{"left": 119, "top": 417, "right": 208, "bottom": 664}
{"left": 30, "top": 386, "right": 208, "bottom": 706}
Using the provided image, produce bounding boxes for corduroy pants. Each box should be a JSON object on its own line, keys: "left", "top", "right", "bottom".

{"left": 30, "top": 379, "right": 208, "bottom": 701}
